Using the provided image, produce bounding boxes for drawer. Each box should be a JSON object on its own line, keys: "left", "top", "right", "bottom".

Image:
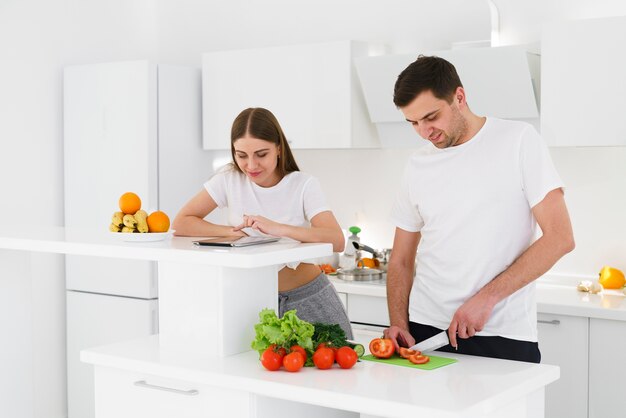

{"left": 94, "top": 366, "right": 252, "bottom": 418}
{"left": 347, "top": 294, "right": 389, "bottom": 327}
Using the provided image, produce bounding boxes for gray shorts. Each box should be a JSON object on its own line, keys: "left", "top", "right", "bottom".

{"left": 278, "top": 273, "right": 353, "bottom": 340}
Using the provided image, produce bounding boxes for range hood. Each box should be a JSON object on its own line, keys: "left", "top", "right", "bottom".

{"left": 355, "top": 45, "right": 540, "bottom": 147}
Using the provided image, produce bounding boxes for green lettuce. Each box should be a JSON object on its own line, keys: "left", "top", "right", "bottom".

{"left": 250, "top": 308, "right": 314, "bottom": 355}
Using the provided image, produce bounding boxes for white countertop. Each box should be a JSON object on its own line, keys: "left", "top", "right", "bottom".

{"left": 82, "top": 335, "right": 558, "bottom": 418}
{"left": 0, "top": 225, "right": 331, "bottom": 268}
{"left": 330, "top": 274, "right": 626, "bottom": 321}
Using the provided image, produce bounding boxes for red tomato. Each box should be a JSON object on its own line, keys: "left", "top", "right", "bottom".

{"left": 399, "top": 347, "right": 418, "bottom": 359}
{"left": 283, "top": 352, "right": 305, "bottom": 372}
{"left": 268, "top": 344, "right": 287, "bottom": 359}
{"left": 408, "top": 354, "right": 430, "bottom": 365}
{"left": 316, "top": 342, "right": 338, "bottom": 359}
{"left": 290, "top": 345, "right": 307, "bottom": 361}
{"left": 312, "top": 347, "right": 335, "bottom": 370}
{"left": 369, "top": 338, "right": 395, "bottom": 359}
{"left": 260, "top": 348, "right": 282, "bottom": 371}
{"left": 335, "top": 346, "right": 358, "bottom": 369}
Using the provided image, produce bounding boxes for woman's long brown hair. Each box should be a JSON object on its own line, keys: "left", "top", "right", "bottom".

{"left": 230, "top": 108, "right": 299, "bottom": 177}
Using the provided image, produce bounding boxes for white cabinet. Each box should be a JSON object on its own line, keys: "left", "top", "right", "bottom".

{"left": 202, "top": 41, "right": 378, "bottom": 150}
{"left": 355, "top": 46, "right": 540, "bottom": 147}
{"left": 346, "top": 294, "right": 390, "bottom": 327}
{"left": 67, "top": 292, "right": 158, "bottom": 418}
{"left": 64, "top": 61, "right": 205, "bottom": 418}
{"left": 94, "top": 367, "right": 251, "bottom": 418}
{"left": 537, "top": 313, "right": 589, "bottom": 418}
{"left": 542, "top": 16, "right": 626, "bottom": 146}
{"left": 588, "top": 318, "right": 626, "bottom": 418}
{"left": 94, "top": 365, "right": 356, "bottom": 418}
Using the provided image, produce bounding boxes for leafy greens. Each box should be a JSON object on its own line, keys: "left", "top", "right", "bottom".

{"left": 251, "top": 308, "right": 314, "bottom": 355}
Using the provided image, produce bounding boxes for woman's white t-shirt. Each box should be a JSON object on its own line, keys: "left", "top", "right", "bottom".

{"left": 204, "top": 167, "right": 330, "bottom": 267}
{"left": 390, "top": 118, "right": 564, "bottom": 342}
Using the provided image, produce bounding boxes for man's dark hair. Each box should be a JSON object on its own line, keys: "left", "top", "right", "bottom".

{"left": 393, "top": 55, "right": 463, "bottom": 107}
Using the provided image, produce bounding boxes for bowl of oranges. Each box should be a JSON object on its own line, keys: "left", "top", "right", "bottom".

{"left": 110, "top": 192, "right": 173, "bottom": 242}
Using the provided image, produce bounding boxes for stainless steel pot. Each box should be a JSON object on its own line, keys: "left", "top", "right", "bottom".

{"left": 336, "top": 267, "right": 384, "bottom": 282}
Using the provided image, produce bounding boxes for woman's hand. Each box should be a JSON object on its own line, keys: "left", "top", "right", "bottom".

{"left": 233, "top": 215, "right": 285, "bottom": 237}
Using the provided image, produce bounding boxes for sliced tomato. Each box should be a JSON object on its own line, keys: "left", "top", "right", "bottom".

{"left": 398, "top": 347, "right": 418, "bottom": 359}
{"left": 408, "top": 354, "right": 430, "bottom": 365}
{"left": 369, "top": 338, "right": 394, "bottom": 359}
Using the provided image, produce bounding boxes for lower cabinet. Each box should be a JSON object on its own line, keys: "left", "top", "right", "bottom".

{"left": 588, "top": 318, "right": 626, "bottom": 418}
{"left": 94, "top": 366, "right": 357, "bottom": 418}
{"left": 94, "top": 367, "right": 251, "bottom": 418}
{"left": 537, "top": 313, "right": 589, "bottom": 418}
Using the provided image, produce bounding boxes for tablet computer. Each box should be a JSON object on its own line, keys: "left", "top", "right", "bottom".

{"left": 192, "top": 236, "right": 280, "bottom": 247}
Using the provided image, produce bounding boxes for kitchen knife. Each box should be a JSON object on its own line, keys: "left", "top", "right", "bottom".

{"left": 409, "top": 331, "right": 449, "bottom": 352}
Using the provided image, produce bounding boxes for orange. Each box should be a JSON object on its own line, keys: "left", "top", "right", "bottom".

{"left": 119, "top": 192, "right": 141, "bottom": 215}
{"left": 598, "top": 266, "right": 625, "bottom": 289}
{"left": 357, "top": 258, "right": 379, "bottom": 268}
{"left": 147, "top": 211, "right": 170, "bottom": 233}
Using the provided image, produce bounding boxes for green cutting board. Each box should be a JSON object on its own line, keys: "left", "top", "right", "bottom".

{"left": 361, "top": 353, "right": 457, "bottom": 370}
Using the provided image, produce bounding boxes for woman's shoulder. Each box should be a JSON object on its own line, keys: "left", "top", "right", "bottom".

{"left": 283, "top": 171, "right": 318, "bottom": 186}
{"left": 206, "top": 164, "right": 246, "bottom": 188}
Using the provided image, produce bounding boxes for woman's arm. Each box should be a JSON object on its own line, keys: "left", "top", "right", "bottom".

{"left": 234, "top": 210, "right": 345, "bottom": 252}
{"left": 172, "top": 189, "right": 245, "bottom": 237}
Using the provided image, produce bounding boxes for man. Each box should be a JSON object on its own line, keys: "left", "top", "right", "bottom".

{"left": 383, "top": 55, "right": 575, "bottom": 363}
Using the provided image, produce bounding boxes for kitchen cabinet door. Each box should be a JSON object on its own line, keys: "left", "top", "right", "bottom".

{"left": 346, "top": 294, "right": 389, "bottom": 327}
{"left": 588, "top": 318, "right": 626, "bottom": 418}
{"left": 202, "top": 41, "right": 378, "bottom": 150}
{"left": 537, "top": 313, "right": 589, "bottom": 418}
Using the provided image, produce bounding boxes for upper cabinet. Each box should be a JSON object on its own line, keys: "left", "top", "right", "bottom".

{"left": 541, "top": 16, "right": 626, "bottom": 147}
{"left": 355, "top": 46, "right": 540, "bottom": 147}
{"left": 356, "top": 46, "right": 540, "bottom": 147}
{"left": 202, "top": 41, "right": 379, "bottom": 150}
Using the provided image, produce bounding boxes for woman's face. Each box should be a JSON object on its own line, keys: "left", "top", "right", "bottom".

{"left": 233, "top": 136, "right": 281, "bottom": 187}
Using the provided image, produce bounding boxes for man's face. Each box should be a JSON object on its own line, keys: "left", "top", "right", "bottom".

{"left": 400, "top": 89, "right": 468, "bottom": 149}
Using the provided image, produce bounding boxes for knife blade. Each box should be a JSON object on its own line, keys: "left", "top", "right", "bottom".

{"left": 409, "top": 331, "right": 449, "bottom": 352}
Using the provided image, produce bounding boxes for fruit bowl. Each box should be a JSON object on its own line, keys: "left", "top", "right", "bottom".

{"left": 110, "top": 230, "right": 175, "bottom": 242}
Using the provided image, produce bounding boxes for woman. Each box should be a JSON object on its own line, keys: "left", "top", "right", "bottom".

{"left": 173, "top": 107, "right": 353, "bottom": 338}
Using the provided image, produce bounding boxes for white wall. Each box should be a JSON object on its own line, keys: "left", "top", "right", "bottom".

{"left": 0, "top": 1, "right": 157, "bottom": 417}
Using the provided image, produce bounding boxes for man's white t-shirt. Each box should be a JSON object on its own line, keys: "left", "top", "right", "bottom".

{"left": 204, "top": 167, "right": 330, "bottom": 269}
{"left": 390, "top": 118, "right": 563, "bottom": 342}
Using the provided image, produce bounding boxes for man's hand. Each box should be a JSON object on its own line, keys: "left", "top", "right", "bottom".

{"left": 448, "top": 293, "right": 496, "bottom": 349}
{"left": 383, "top": 325, "right": 416, "bottom": 352}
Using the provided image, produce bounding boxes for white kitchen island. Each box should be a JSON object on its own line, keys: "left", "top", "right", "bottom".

{"left": 0, "top": 226, "right": 559, "bottom": 418}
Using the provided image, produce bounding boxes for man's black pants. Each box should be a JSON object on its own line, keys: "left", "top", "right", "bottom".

{"left": 409, "top": 322, "right": 541, "bottom": 363}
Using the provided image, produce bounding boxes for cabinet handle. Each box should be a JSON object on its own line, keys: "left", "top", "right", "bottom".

{"left": 134, "top": 380, "right": 199, "bottom": 396}
{"left": 537, "top": 319, "right": 560, "bottom": 325}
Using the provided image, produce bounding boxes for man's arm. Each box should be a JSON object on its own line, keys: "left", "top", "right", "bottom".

{"left": 448, "top": 188, "right": 575, "bottom": 348}
{"left": 383, "top": 228, "right": 420, "bottom": 351}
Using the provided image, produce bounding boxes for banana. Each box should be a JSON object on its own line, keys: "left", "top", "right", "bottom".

{"left": 121, "top": 226, "right": 136, "bottom": 233}
{"left": 134, "top": 209, "right": 149, "bottom": 233}
{"left": 123, "top": 214, "right": 137, "bottom": 228}
{"left": 112, "top": 211, "right": 124, "bottom": 227}
{"left": 109, "top": 223, "right": 121, "bottom": 232}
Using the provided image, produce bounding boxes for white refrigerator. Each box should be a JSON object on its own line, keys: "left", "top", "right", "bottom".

{"left": 63, "top": 60, "right": 216, "bottom": 418}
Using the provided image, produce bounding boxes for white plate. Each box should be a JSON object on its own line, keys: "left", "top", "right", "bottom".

{"left": 111, "top": 230, "right": 175, "bottom": 242}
